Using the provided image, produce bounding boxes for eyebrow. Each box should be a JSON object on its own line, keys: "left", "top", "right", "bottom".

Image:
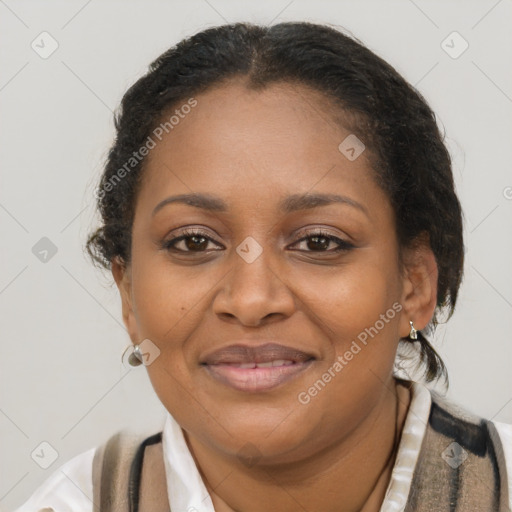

{"left": 152, "top": 192, "right": 368, "bottom": 217}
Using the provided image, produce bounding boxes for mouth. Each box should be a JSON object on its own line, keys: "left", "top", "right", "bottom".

{"left": 200, "top": 343, "right": 316, "bottom": 392}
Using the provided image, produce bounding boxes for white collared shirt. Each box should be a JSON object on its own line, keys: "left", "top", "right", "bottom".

{"left": 12, "top": 381, "right": 512, "bottom": 512}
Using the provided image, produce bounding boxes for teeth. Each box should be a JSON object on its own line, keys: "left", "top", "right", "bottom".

{"left": 238, "top": 362, "right": 257, "bottom": 369}
{"left": 255, "top": 360, "right": 294, "bottom": 368}
{"left": 272, "top": 359, "right": 293, "bottom": 366}
{"left": 229, "top": 360, "right": 295, "bottom": 368}
{"left": 255, "top": 361, "right": 274, "bottom": 368}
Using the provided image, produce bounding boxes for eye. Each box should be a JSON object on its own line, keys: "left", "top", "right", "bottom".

{"left": 161, "top": 228, "right": 223, "bottom": 253}
{"left": 160, "top": 228, "right": 355, "bottom": 255}
{"left": 289, "top": 229, "right": 355, "bottom": 253}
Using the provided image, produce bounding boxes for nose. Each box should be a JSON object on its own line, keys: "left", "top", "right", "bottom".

{"left": 212, "top": 242, "right": 296, "bottom": 327}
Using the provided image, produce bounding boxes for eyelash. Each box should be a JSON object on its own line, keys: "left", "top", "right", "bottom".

{"left": 161, "top": 228, "right": 355, "bottom": 254}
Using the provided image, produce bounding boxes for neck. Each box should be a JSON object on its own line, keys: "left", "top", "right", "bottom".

{"left": 185, "top": 377, "right": 411, "bottom": 512}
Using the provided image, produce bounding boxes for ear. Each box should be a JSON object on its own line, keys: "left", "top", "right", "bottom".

{"left": 112, "top": 257, "right": 139, "bottom": 344}
{"left": 398, "top": 234, "right": 438, "bottom": 339}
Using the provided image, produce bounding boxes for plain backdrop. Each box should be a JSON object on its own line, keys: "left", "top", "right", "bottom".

{"left": 1, "top": 0, "right": 511, "bottom": 509}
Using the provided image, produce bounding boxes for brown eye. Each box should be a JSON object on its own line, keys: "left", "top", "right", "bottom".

{"left": 162, "top": 229, "right": 223, "bottom": 253}
{"left": 290, "top": 230, "right": 354, "bottom": 253}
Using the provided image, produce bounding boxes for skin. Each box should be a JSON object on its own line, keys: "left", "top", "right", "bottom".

{"left": 112, "top": 78, "right": 438, "bottom": 512}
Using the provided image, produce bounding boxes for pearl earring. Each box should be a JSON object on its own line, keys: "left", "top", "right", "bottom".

{"left": 122, "top": 343, "right": 143, "bottom": 367}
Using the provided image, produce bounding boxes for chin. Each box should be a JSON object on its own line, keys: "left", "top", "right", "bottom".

{"left": 211, "top": 412, "right": 315, "bottom": 461}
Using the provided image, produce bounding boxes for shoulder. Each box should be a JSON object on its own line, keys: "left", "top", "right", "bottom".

{"left": 12, "top": 446, "right": 96, "bottom": 512}
{"left": 426, "top": 387, "right": 512, "bottom": 461}
{"left": 12, "top": 429, "right": 162, "bottom": 512}
{"left": 427, "top": 387, "right": 512, "bottom": 445}
{"left": 491, "top": 419, "right": 512, "bottom": 509}
{"left": 421, "top": 387, "right": 512, "bottom": 509}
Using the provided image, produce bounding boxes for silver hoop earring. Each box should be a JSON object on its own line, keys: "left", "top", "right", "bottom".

{"left": 409, "top": 321, "right": 418, "bottom": 340}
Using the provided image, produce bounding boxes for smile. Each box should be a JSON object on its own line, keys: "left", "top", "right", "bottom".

{"left": 199, "top": 342, "right": 317, "bottom": 392}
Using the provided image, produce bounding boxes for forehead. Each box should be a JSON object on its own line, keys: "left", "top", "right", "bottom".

{"left": 136, "top": 79, "right": 383, "bottom": 218}
{"left": 148, "top": 78, "right": 349, "bottom": 161}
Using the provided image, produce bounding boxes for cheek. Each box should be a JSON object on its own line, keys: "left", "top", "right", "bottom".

{"left": 130, "top": 248, "right": 215, "bottom": 342}
{"left": 294, "top": 249, "right": 403, "bottom": 402}
{"left": 290, "top": 262, "right": 402, "bottom": 437}
{"left": 299, "top": 253, "right": 401, "bottom": 338}
{"left": 128, "top": 252, "right": 214, "bottom": 417}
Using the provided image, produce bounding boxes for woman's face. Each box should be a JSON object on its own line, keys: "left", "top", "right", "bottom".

{"left": 114, "top": 79, "right": 431, "bottom": 464}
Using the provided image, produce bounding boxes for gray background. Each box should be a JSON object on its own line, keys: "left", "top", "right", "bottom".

{"left": 1, "top": 0, "right": 511, "bottom": 510}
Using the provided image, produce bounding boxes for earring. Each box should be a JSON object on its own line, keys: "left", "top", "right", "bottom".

{"left": 409, "top": 321, "right": 418, "bottom": 340}
{"left": 124, "top": 344, "right": 143, "bottom": 367}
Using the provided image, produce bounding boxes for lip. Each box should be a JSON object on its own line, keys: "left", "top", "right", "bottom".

{"left": 200, "top": 342, "right": 316, "bottom": 392}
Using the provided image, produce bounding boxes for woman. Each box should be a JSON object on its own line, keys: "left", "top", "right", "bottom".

{"left": 14, "top": 21, "right": 511, "bottom": 512}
